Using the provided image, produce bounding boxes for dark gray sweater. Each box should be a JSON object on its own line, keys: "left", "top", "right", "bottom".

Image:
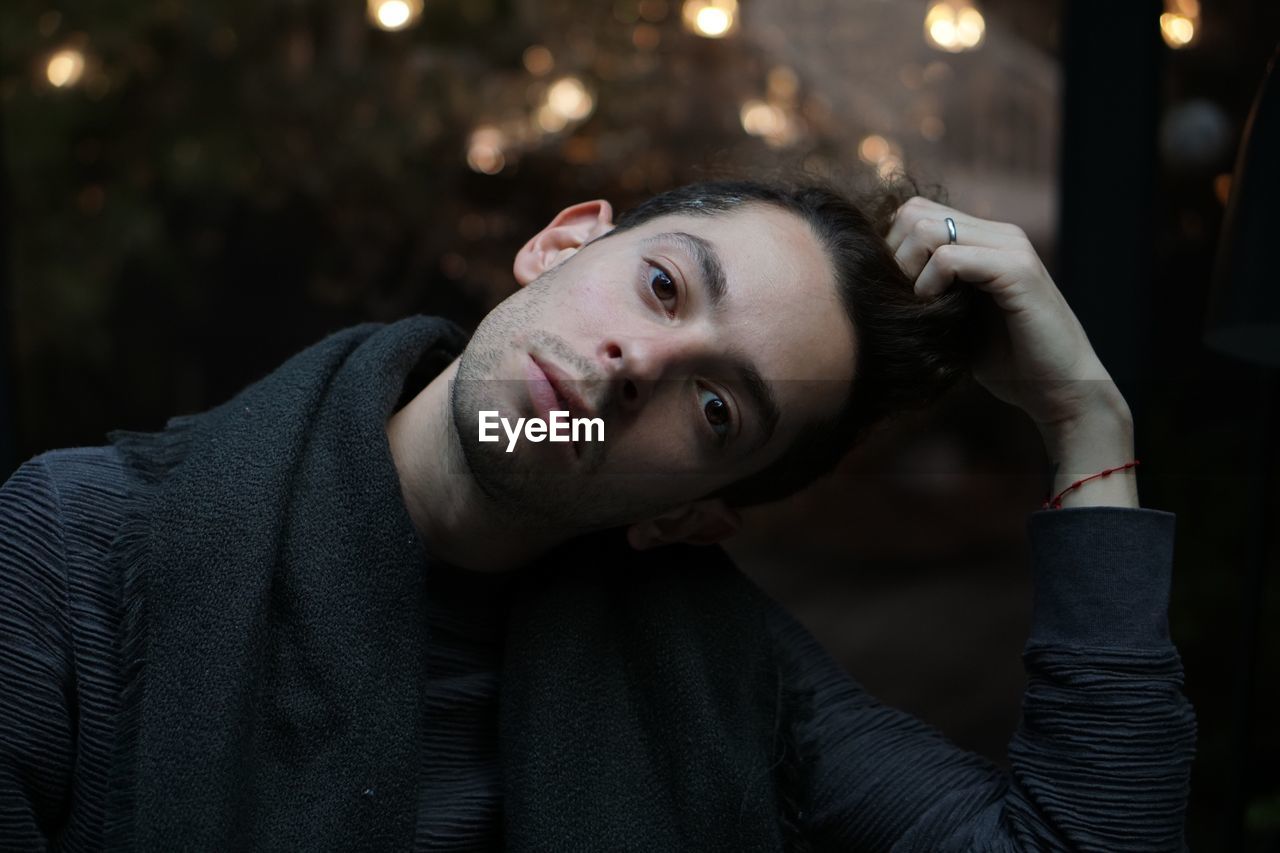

{"left": 0, "top": 445, "right": 1196, "bottom": 851}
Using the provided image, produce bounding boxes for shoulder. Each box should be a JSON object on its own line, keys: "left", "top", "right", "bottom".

{"left": 30, "top": 444, "right": 133, "bottom": 495}
{"left": 2, "top": 445, "right": 133, "bottom": 565}
{"left": 10, "top": 444, "right": 132, "bottom": 510}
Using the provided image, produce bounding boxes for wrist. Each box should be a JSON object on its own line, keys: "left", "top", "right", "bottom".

{"left": 1036, "top": 381, "right": 1133, "bottom": 448}
{"left": 1040, "top": 398, "right": 1139, "bottom": 510}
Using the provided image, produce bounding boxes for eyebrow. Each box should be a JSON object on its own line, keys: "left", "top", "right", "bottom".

{"left": 642, "top": 230, "right": 782, "bottom": 449}
{"left": 735, "top": 361, "right": 781, "bottom": 449}
{"left": 662, "top": 231, "right": 728, "bottom": 309}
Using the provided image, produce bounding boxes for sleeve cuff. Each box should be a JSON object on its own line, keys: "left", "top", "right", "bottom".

{"left": 1026, "top": 506, "right": 1177, "bottom": 649}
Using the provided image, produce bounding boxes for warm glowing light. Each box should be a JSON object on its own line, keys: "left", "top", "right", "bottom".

{"left": 632, "top": 24, "right": 661, "bottom": 50}
{"left": 740, "top": 100, "right": 780, "bottom": 135}
{"left": 929, "top": 19, "right": 957, "bottom": 49}
{"left": 376, "top": 1, "right": 409, "bottom": 28}
{"left": 955, "top": 8, "right": 985, "bottom": 47}
{"left": 858, "top": 134, "right": 891, "bottom": 164}
{"left": 1213, "top": 173, "right": 1232, "bottom": 206}
{"left": 919, "top": 115, "right": 945, "bottom": 141}
{"left": 46, "top": 48, "right": 85, "bottom": 88}
{"left": 367, "top": 0, "right": 423, "bottom": 32}
{"left": 536, "top": 103, "right": 569, "bottom": 133}
{"left": 696, "top": 7, "right": 729, "bottom": 35}
{"left": 563, "top": 136, "right": 597, "bottom": 165}
{"left": 924, "top": 1, "right": 984, "bottom": 52}
{"left": 523, "top": 45, "right": 554, "bottom": 76}
{"left": 1160, "top": 0, "right": 1199, "bottom": 48}
{"left": 546, "top": 76, "right": 594, "bottom": 121}
{"left": 876, "top": 154, "right": 904, "bottom": 181}
{"left": 767, "top": 66, "right": 799, "bottom": 101}
{"left": 467, "top": 126, "right": 506, "bottom": 174}
{"left": 739, "top": 100, "right": 794, "bottom": 146}
{"left": 856, "top": 134, "right": 904, "bottom": 178}
{"left": 1160, "top": 13, "right": 1195, "bottom": 47}
{"left": 682, "top": 0, "right": 737, "bottom": 38}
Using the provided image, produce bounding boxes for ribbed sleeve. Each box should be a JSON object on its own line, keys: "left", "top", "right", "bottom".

{"left": 1, "top": 457, "right": 77, "bottom": 850}
{"left": 769, "top": 506, "right": 1197, "bottom": 852}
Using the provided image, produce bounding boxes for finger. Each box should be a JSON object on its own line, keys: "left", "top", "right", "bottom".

{"left": 886, "top": 196, "right": 1026, "bottom": 252}
{"left": 887, "top": 202, "right": 988, "bottom": 253}
{"left": 885, "top": 197, "right": 933, "bottom": 252}
{"left": 914, "top": 244, "right": 1026, "bottom": 301}
{"left": 894, "top": 218, "right": 1025, "bottom": 281}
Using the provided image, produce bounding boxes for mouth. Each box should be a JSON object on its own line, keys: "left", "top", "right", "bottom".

{"left": 532, "top": 354, "right": 596, "bottom": 421}
{"left": 526, "top": 353, "right": 587, "bottom": 459}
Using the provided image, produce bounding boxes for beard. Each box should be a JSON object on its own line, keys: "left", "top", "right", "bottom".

{"left": 448, "top": 267, "right": 642, "bottom": 535}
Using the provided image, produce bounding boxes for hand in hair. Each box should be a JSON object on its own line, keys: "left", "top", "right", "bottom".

{"left": 885, "top": 196, "right": 1130, "bottom": 435}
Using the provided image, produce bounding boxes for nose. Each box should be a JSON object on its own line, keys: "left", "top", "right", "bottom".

{"left": 596, "top": 331, "right": 703, "bottom": 415}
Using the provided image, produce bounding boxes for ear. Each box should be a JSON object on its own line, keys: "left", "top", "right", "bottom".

{"left": 625, "top": 499, "right": 743, "bottom": 551}
{"left": 513, "top": 199, "right": 616, "bottom": 287}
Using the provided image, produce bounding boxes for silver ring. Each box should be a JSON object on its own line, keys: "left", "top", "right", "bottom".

{"left": 945, "top": 217, "right": 958, "bottom": 245}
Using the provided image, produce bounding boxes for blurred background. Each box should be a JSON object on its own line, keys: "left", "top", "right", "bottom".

{"left": 2, "top": 0, "right": 1278, "bottom": 848}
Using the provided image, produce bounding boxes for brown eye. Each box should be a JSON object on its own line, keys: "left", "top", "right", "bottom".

{"left": 698, "top": 387, "right": 732, "bottom": 442}
{"left": 648, "top": 264, "right": 677, "bottom": 307}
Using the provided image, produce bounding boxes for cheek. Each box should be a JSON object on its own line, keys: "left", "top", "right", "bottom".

{"left": 575, "top": 273, "right": 636, "bottom": 325}
{"left": 609, "top": 393, "right": 708, "bottom": 475}
{"left": 509, "top": 275, "right": 619, "bottom": 352}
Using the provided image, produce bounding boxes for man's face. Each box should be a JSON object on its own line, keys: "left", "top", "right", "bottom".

{"left": 450, "top": 202, "right": 856, "bottom": 538}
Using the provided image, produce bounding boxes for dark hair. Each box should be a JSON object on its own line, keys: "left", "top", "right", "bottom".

{"left": 605, "top": 175, "right": 984, "bottom": 508}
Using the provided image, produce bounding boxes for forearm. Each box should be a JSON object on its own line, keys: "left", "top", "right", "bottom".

{"left": 1006, "top": 506, "right": 1196, "bottom": 850}
{"left": 1039, "top": 385, "right": 1140, "bottom": 509}
{"left": 782, "top": 505, "right": 1195, "bottom": 850}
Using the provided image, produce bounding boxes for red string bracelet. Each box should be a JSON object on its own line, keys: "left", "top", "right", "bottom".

{"left": 1042, "top": 460, "right": 1140, "bottom": 509}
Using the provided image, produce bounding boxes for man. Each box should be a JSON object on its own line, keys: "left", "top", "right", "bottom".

{"left": 1, "top": 179, "right": 1195, "bottom": 851}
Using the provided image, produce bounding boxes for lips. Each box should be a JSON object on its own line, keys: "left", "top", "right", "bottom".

{"left": 532, "top": 355, "right": 596, "bottom": 421}
{"left": 525, "top": 354, "right": 580, "bottom": 459}
{"left": 525, "top": 354, "right": 562, "bottom": 417}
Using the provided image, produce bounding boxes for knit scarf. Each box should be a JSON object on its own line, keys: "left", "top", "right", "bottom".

{"left": 101, "top": 315, "right": 801, "bottom": 851}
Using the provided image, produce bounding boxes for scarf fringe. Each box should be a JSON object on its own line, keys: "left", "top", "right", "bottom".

{"left": 101, "top": 415, "right": 202, "bottom": 851}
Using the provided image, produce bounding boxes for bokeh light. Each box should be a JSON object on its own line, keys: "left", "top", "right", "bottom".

{"left": 682, "top": 0, "right": 738, "bottom": 39}
{"left": 46, "top": 49, "right": 85, "bottom": 88}
{"left": 857, "top": 134, "right": 890, "bottom": 164}
{"left": 1213, "top": 173, "right": 1232, "bottom": 206}
{"left": 546, "top": 76, "right": 594, "bottom": 121}
{"left": 466, "top": 125, "right": 506, "bottom": 174}
{"left": 522, "top": 45, "right": 554, "bottom": 76}
{"left": 767, "top": 66, "right": 799, "bottom": 101}
{"left": 740, "top": 100, "right": 780, "bottom": 134}
{"left": 1160, "top": 0, "right": 1199, "bottom": 48}
{"left": 924, "top": 1, "right": 985, "bottom": 53}
{"left": 856, "top": 134, "right": 904, "bottom": 180}
{"left": 536, "top": 103, "right": 569, "bottom": 133}
{"left": 739, "top": 99, "right": 796, "bottom": 147}
{"left": 1160, "top": 13, "right": 1196, "bottom": 47}
{"left": 367, "top": 0, "right": 424, "bottom": 32}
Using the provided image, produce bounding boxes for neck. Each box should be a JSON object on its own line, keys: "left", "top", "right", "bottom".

{"left": 386, "top": 357, "right": 567, "bottom": 573}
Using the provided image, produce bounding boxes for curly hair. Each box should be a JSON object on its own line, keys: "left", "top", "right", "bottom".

{"left": 603, "top": 174, "right": 985, "bottom": 508}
